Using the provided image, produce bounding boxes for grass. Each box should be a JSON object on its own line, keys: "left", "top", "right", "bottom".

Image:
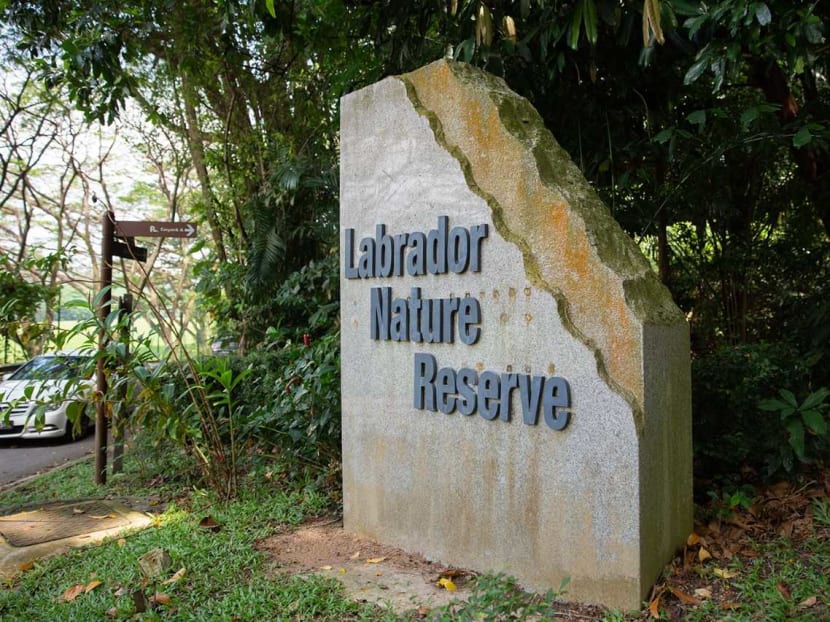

{"left": 0, "top": 436, "right": 387, "bottom": 621}
{"left": 1, "top": 438, "right": 828, "bottom": 621}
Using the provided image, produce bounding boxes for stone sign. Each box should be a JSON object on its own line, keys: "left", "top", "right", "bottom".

{"left": 339, "top": 60, "right": 692, "bottom": 610}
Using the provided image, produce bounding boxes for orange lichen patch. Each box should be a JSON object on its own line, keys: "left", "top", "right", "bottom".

{"left": 402, "top": 60, "right": 672, "bottom": 425}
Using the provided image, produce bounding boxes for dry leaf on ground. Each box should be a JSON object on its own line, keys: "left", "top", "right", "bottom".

{"left": 84, "top": 580, "right": 103, "bottom": 592}
{"left": 365, "top": 556, "right": 386, "bottom": 564}
{"left": 61, "top": 584, "right": 86, "bottom": 602}
{"left": 436, "top": 577, "right": 457, "bottom": 591}
{"left": 799, "top": 596, "right": 818, "bottom": 609}
{"left": 648, "top": 593, "right": 662, "bottom": 618}
{"left": 694, "top": 587, "right": 713, "bottom": 599}
{"left": 669, "top": 586, "right": 701, "bottom": 606}
{"left": 162, "top": 567, "right": 186, "bottom": 585}
{"left": 150, "top": 592, "right": 172, "bottom": 605}
{"left": 198, "top": 516, "right": 222, "bottom": 532}
{"left": 138, "top": 548, "right": 171, "bottom": 580}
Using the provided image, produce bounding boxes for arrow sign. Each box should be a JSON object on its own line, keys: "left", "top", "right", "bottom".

{"left": 115, "top": 220, "right": 197, "bottom": 238}
{"left": 112, "top": 239, "right": 148, "bottom": 262}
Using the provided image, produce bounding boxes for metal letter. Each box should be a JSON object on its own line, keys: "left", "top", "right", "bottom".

{"left": 543, "top": 377, "right": 571, "bottom": 430}
{"left": 413, "top": 353, "right": 437, "bottom": 411}
{"left": 344, "top": 229, "right": 359, "bottom": 278}
{"left": 457, "top": 368, "right": 478, "bottom": 415}
{"left": 370, "top": 287, "right": 390, "bottom": 340}
{"left": 436, "top": 367, "right": 457, "bottom": 414}
{"left": 479, "top": 371, "right": 500, "bottom": 420}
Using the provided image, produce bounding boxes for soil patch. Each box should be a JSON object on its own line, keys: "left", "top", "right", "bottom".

{"left": 257, "top": 468, "right": 830, "bottom": 620}
{"left": 257, "top": 518, "right": 474, "bottom": 613}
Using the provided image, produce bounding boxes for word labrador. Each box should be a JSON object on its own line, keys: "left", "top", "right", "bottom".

{"left": 344, "top": 216, "right": 488, "bottom": 278}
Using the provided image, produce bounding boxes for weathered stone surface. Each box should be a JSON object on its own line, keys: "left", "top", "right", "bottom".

{"left": 340, "top": 60, "right": 692, "bottom": 610}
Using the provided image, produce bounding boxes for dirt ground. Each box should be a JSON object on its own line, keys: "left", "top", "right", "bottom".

{"left": 257, "top": 518, "right": 612, "bottom": 619}
{"left": 257, "top": 467, "right": 830, "bottom": 620}
{"left": 257, "top": 518, "right": 475, "bottom": 614}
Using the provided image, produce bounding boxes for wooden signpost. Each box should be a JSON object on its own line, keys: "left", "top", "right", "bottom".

{"left": 95, "top": 212, "right": 197, "bottom": 485}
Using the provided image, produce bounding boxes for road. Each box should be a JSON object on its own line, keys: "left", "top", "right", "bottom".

{"left": 0, "top": 434, "right": 95, "bottom": 487}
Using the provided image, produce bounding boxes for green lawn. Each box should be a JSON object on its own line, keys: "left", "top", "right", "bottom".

{"left": 1, "top": 436, "right": 828, "bottom": 621}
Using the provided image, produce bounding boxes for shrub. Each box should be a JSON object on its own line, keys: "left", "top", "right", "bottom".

{"left": 692, "top": 341, "right": 812, "bottom": 478}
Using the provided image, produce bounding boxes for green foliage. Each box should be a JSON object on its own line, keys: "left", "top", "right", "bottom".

{"left": 433, "top": 572, "right": 569, "bottom": 621}
{"left": 237, "top": 331, "right": 341, "bottom": 476}
{"left": 812, "top": 497, "right": 830, "bottom": 529}
{"left": 0, "top": 447, "right": 352, "bottom": 622}
{"left": 0, "top": 250, "right": 66, "bottom": 356}
{"left": 758, "top": 387, "right": 830, "bottom": 471}
{"left": 707, "top": 484, "right": 755, "bottom": 520}
{"left": 692, "top": 342, "right": 811, "bottom": 477}
{"left": 131, "top": 354, "right": 251, "bottom": 498}
{"left": 681, "top": 536, "right": 830, "bottom": 622}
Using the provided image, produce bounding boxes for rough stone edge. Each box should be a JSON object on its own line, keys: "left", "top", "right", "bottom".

{"left": 396, "top": 61, "right": 683, "bottom": 433}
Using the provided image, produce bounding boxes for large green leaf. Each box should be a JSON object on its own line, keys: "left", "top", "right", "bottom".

{"left": 786, "top": 418, "right": 806, "bottom": 461}
{"left": 802, "top": 410, "right": 827, "bottom": 436}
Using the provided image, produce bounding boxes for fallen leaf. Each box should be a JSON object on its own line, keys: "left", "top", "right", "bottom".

{"left": 72, "top": 508, "right": 85, "bottom": 515}
{"left": 669, "top": 586, "right": 701, "bottom": 606}
{"left": 366, "top": 557, "right": 386, "bottom": 564}
{"left": 62, "top": 584, "right": 86, "bottom": 602}
{"left": 162, "top": 567, "right": 186, "bottom": 585}
{"left": 416, "top": 605, "right": 430, "bottom": 618}
{"left": 776, "top": 582, "right": 791, "bottom": 600}
{"left": 339, "top": 567, "right": 346, "bottom": 574}
{"left": 113, "top": 586, "right": 128, "bottom": 597}
{"left": 18, "top": 561, "right": 34, "bottom": 572}
{"left": 349, "top": 551, "right": 361, "bottom": 560}
{"left": 117, "top": 538, "right": 127, "bottom": 548}
{"left": 694, "top": 587, "right": 712, "bottom": 599}
{"left": 713, "top": 567, "right": 738, "bottom": 579}
{"left": 698, "top": 547, "right": 712, "bottom": 562}
{"left": 132, "top": 589, "right": 148, "bottom": 613}
{"left": 85, "top": 580, "right": 103, "bottom": 593}
{"left": 151, "top": 592, "right": 172, "bottom": 605}
{"left": 320, "top": 565, "right": 332, "bottom": 571}
{"left": 198, "top": 516, "right": 222, "bottom": 533}
{"left": 437, "top": 577, "right": 457, "bottom": 591}
{"left": 721, "top": 601, "right": 741, "bottom": 610}
{"left": 90, "top": 513, "right": 117, "bottom": 520}
{"left": 106, "top": 607, "right": 118, "bottom": 618}
{"left": 648, "top": 593, "right": 661, "bottom": 618}
{"left": 687, "top": 532, "right": 701, "bottom": 546}
{"left": 778, "top": 521, "right": 795, "bottom": 538}
{"left": 375, "top": 572, "right": 382, "bottom": 576}
{"left": 138, "top": 548, "right": 171, "bottom": 580}
{"left": 799, "top": 596, "right": 817, "bottom": 609}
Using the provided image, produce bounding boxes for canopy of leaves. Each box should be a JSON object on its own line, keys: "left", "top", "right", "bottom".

{"left": 3, "top": 0, "right": 828, "bottom": 476}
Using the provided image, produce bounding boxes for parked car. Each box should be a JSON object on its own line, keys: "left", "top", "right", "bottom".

{"left": 0, "top": 351, "right": 95, "bottom": 440}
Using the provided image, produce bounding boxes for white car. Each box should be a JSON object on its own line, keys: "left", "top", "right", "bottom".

{"left": 0, "top": 352, "right": 94, "bottom": 440}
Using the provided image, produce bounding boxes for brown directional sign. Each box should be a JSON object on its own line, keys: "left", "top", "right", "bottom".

{"left": 112, "top": 239, "right": 147, "bottom": 262}
{"left": 115, "top": 220, "right": 197, "bottom": 238}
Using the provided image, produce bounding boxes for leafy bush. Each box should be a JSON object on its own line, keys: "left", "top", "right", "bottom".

{"left": 758, "top": 387, "right": 830, "bottom": 473}
{"left": 235, "top": 331, "right": 341, "bottom": 477}
{"left": 692, "top": 341, "right": 813, "bottom": 478}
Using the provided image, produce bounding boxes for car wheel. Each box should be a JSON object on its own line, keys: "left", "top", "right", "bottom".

{"left": 64, "top": 404, "right": 92, "bottom": 440}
